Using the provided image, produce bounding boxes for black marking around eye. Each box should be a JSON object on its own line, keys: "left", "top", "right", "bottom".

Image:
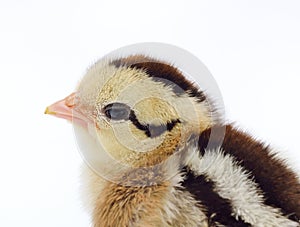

{"left": 129, "top": 110, "right": 180, "bottom": 138}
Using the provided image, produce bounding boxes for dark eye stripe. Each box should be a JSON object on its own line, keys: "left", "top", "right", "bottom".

{"left": 129, "top": 111, "right": 180, "bottom": 138}
{"left": 103, "top": 102, "right": 180, "bottom": 137}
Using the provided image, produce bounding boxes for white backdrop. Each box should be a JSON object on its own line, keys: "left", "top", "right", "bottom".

{"left": 0, "top": 1, "right": 299, "bottom": 226}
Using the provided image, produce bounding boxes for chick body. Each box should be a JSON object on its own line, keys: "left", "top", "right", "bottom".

{"left": 47, "top": 55, "right": 300, "bottom": 227}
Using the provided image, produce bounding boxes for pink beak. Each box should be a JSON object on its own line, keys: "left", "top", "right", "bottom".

{"left": 45, "top": 92, "right": 88, "bottom": 128}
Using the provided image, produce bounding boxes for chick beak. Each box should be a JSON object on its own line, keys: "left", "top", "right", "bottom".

{"left": 45, "top": 92, "right": 88, "bottom": 128}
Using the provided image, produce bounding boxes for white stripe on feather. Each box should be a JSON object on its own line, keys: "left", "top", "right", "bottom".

{"left": 185, "top": 147, "right": 299, "bottom": 227}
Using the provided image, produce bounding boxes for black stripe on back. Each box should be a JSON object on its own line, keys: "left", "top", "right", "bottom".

{"left": 181, "top": 168, "right": 251, "bottom": 227}
{"left": 198, "top": 124, "right": 300, "bottom": 222}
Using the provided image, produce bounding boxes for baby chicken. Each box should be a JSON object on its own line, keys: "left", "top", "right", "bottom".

{"left": 45, "top": 54, "right": 300, "bottom": 226}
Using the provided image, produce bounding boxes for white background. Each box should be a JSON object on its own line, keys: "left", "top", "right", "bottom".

{"left": 0, "top": 0, "right": 299, "bottom": 226}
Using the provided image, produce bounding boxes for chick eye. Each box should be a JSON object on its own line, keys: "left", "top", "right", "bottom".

{"left": 103, "top": 103, "right": 131, "bottom": 121}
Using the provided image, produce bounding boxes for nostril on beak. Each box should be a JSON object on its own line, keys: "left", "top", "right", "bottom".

{"left": 65, "top": 92, "right": 76, "bottom": 108}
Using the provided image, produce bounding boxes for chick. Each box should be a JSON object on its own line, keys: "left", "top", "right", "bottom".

{"left": 46, "top": 54, "right": 300, "bottom": 226}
